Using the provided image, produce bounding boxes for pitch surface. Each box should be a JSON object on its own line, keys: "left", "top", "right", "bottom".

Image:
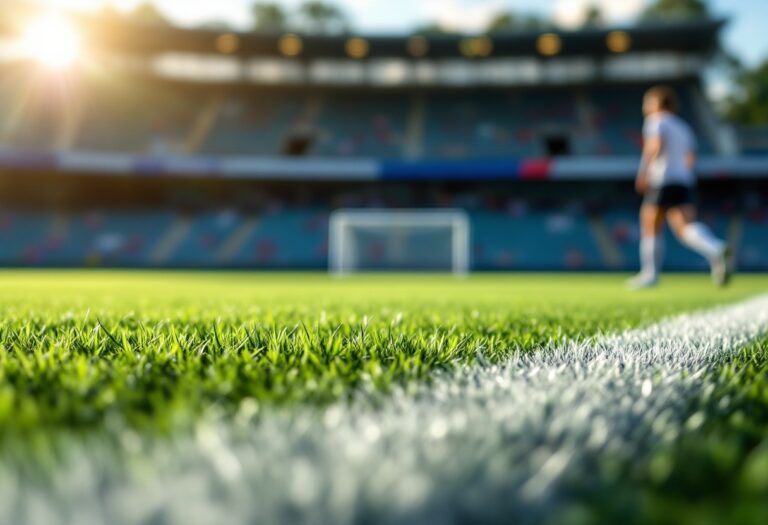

{"left": 1, "top": 272, "right": 767, "bottom": 523}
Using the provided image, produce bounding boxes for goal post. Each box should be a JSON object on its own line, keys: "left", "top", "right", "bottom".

{"left": 328, "top": 209, "right": 471, "bottom": 275}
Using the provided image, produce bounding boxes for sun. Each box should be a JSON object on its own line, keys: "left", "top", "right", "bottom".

{"left": 20, "top": 15, "right": 82, "bottom": 69}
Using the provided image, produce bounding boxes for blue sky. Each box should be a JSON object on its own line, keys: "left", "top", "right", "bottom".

{"left": 58, "top": 0, "right": 768, "bottom": 66}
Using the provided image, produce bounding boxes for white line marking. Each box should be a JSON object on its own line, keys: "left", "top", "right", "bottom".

{"left": 3, "top": 296, "right": 768, "bottom": 525}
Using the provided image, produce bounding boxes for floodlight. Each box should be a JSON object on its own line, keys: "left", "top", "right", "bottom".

{"left": 537, "top": 33, "right": 562, "bottom": 57}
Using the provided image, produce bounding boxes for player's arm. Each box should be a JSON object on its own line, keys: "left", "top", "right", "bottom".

{"left": 636, "top": 135, "right": 662, "bottom": 194}
{"left": 685, "top": 151, "right": 697, "bottom": 170}
{"left": 685, "top": 130, "right": 698, "bottom": 170}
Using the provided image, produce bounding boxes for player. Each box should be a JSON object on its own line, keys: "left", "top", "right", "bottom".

{"left": 628, "top": 85, "right": 731, "bottom": 289}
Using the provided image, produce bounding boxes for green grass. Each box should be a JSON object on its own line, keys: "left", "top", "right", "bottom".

{"left": 2, "top": 271, "right": 768, "bottom": 524}
{"left": 0, "top": 271, "right": 766, "bottom": 433}
{"left": 583, "top": 336, "right": 768, "bottom": 525}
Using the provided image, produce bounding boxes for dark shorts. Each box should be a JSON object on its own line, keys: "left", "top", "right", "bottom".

{"left": 644, "top": 184, "right": 696, "bottom": 208}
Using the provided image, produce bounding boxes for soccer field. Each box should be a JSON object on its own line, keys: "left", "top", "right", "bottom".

{"left": 1, "top": 271, "right": 768, "bottom": 524}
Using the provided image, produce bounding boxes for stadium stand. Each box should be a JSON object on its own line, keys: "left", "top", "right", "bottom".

{"left": 0, "top": 212, "right": 52, "bottom": 265}
{"left": 472, "top": 210, "right": 601, "bottom": 270}
{"left": 0, "top": 18, "right": 765, "bottom": 272}
{"left": 312, "top": 94, "right": 409, "bottom": 158}
{"left": 737, "top": 127, "right": 768, "bottom": 155}
{"left": 170, "top": 210, "right": 243, "bottom": 267}
{"left": 0, "top": 71, "right": 61, "bottom": 151}
{"left": 75, "top": 81, "right": 197, "bottom": 154}
{"left": 420, "top": 90, "right": 580, "bottom": 159}
{"left": 1, "top": 80, "right": 713, "bottom": 159}
{"left": 201, "top": 95, "right": 308, "bottom": 156}
{"left": 51, "top": 211, "right": 176, "bottom": 266}
{"left": 0, "top": 197, "right": 763, "bottom": 272}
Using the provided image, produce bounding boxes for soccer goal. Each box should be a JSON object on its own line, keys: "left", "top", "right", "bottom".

{"left": 328, "top": 209, "right": 471, "bottom": 275}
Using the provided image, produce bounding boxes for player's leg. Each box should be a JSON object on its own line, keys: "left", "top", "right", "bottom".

{"left": 628, "top": 202, "right": 665, "bottom": 289}
{"left": 667, "top": 205, "right": 732, "bottom": 286}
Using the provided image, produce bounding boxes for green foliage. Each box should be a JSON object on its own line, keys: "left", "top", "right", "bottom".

{"left": 486, "top": 12, "right": 550, "bottom": 33}
{"left": 725, "top": 60, "right": 768, "bottom": 126}
{"left": 90, "top": 1, "right": 170, "bottom": 27}
{"left": 641, "top": 0, "right": 710, "bottom": 22}
{"left": 247, "top": 0, "right": 348, "bottom": 35}
{"left": 251, "top": 2, "right": 288, "bottom": 33}
{"left": 296, "top": 0, "right": 349, "bottom": 34}
{"left": 411, "top": 23, "right": 457, "bottom": 36}
{"left": 583, "top": 5, "right": 605, "bottom": 28}
{"left": 126, "top": 1, "right": 171, "bottom": 27}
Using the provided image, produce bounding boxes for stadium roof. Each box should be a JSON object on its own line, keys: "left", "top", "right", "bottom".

{"left": 71, "top": 18, "right": 724, "bottom": 60}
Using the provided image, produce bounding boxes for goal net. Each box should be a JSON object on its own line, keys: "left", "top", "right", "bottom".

{"left": 329, "top": 209, "right": 470, "bottom": 275}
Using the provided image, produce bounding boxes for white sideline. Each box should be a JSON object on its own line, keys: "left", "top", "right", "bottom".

{"left": 3, "top": 295, "right": 768, "bottom": 525}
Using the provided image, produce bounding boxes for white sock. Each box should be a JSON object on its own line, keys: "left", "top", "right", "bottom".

{"left": 640, "top": 234, "right": 662, "bottom": 278}
{"left": 680, "top": 222, "right": 725, "bottom": 261}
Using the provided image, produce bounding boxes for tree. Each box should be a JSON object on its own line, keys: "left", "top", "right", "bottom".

{"left": 641, "top": 0, "right": 710, "bottom": 21}
{"left": 94, "top": 4, "right": 123, "bottom": 22}
{"left": 486, "top": 12, "right": 549, "bottom": 33}
{"left": 128, "top": 2, "right": 171, "bottom": 26}
{"left": 198, "top": 20, "right": 236, "bottom": 31}
{"left": 411, "top": 23, "right": 457, "bottom": 36}
{"left": 583, "top": 5, "right": 605, "bottom": 27}
{"left": 297, "top": 1, "right": 348, "bottom": 34}
{"left": 724, "top": 60, "right": 768, "bottom": 126}
{"left": 251, "top": 2, "right": 288, "bottom": 33}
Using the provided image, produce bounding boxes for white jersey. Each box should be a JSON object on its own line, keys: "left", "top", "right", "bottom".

{"left": 643, "top": 112, "right": 697, "bottom": 188}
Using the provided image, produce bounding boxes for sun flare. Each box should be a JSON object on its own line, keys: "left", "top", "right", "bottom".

{"left": 20, "top": 15, "right": 81, "bottom": 69}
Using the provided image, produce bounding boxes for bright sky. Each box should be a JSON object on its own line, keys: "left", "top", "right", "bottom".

{"left": 48, "top": 0, "right": 768, "bottom": 65}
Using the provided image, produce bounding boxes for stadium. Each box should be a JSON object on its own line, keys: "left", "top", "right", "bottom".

{"left": 0, "top": 1, "right": 767, "bottom": 524}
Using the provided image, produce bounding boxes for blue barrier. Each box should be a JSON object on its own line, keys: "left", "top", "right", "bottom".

{"left": 1, "top": 150, "right": 767, "bottom": 181}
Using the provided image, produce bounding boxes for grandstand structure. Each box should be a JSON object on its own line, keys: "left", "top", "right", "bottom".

{"left": 0, "top": 17, "right": 766, "bottom": 271}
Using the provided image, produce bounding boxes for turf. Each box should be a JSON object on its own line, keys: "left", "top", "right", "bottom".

{"left": 2, "top": 271, "right": 768, "bottom": 524}
{"left": 584, "top": 335, "right": 768, "bottom": 525}
{"left": 0, "top": 271, "right": 765, "bottom": 432}
{"left": 0, "top": 271, "right": 766, "bottom": 433}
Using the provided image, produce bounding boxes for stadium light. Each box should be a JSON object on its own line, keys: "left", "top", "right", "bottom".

{"left": 606, "top": 31, "right": 631, "bottom": 53}
{"left": 407, "top": 36, "right": 429, "bottom": 58}
{"left": 346, "top": 37, "right": 369, "bottom": 59}
{"left": 216, "top": 33, "right": 240, "bottom": 54}
{"left": 472, "top": 37, "right": 493, "bottom": 57}
{"left": 459, "top": 37, "right": 493, "bottom": 58}
{"left": 278, "top": 34, "right": 303, "bottom": 57}
{"left": 19, "top": 14, "right": 81, "bottom": 69}
{"left": 536, "top": 33, "right": 562, "bottom": 57}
